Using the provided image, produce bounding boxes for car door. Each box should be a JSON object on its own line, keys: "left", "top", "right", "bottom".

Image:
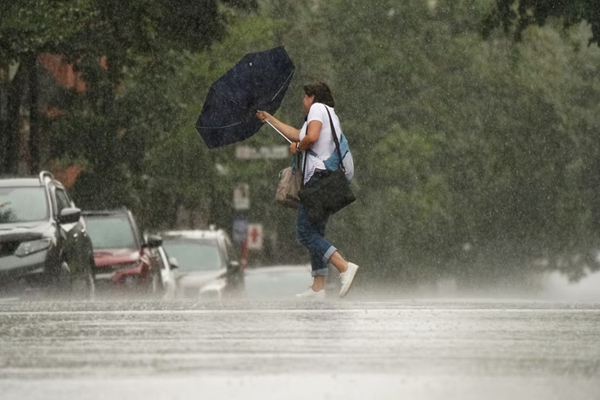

{"left": 223, "top": 234, "right": 243, "bottom": 291}
{"left": 63, "top": 189, "right": 93, "bottom": 272}
{"left": 145, "top": 243, "right": 164, "bottom": 294}
{"left": 157, "top": 246, "right": 177, "bottom": 299}
{"left": 53, "top": 187, "right": 87, "bottom": 276}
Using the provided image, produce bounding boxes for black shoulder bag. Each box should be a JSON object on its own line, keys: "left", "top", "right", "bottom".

{"left": 298, "top": 107, "right": 356, "bottom": 224}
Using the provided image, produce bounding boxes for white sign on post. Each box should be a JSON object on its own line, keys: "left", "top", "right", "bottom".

{"left": 236, "top": 146, "right": 288, "bottom": 160}
{"left": 246, "top": 224, "right": 263, "bottom": 251}
{"left": 233, "top": 183, "right": 250, "bottom": 210}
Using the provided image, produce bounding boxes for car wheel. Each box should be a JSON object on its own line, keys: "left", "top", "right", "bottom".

{"left": 151, "top": 271, "right": 164, "bottom": 297}
{"left": 71, "top": 261, "right": 96, "bottom": 300}
{"left": 57, "top": 261, "right": 72, "bottom": 291}
{"left": 45, "top": 261, "right": 71, "bottom": 299}
{"left": 85, "top": 270, "right": 96, "bottom": 300}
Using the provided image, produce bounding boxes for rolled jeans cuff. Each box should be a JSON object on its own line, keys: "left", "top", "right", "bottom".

{"left": 311, "top": 267, "right": 329, "bottom": 277}
{"left": 322, "top": 246, "right": 337, "bottom": 264}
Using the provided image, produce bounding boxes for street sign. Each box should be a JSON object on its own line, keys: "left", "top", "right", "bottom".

{"left": 246, "top": 224, "right": 263, "bottom": 250}
{"left": 233, "top": 183, "right": 250, "bottom": 210}
{"left": 232, "top": 216, "right": 249, "bottom": 244}
{"left": 236, "top": 145, "right": 288, "bottom": 160}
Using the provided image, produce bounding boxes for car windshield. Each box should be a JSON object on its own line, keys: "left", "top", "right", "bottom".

{"left": 85, "top": 215, "right": 138, "bottom": 250}
{"left": 162, "top": 239, "right": 223, "bottom": 272}
{"left": 0, "top": 187, "right": 48, "bottom": 224}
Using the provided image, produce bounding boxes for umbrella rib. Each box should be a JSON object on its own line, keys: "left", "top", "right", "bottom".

{"left": 211, "top": 68, "right": 295, "bottom": 111}
{"left": 198, "top": 87, "right": 247, "bottom": 129}
{"left": 269, "top": 69, "right": 295, "bottom": 102}
{"left": 197, "top": 122, "right": 243, "bottom": 130}
{"left": 210, "top": 86, "right": 248, "bottom": 111}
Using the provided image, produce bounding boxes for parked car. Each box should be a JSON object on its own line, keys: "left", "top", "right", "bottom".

{"left": 160, "top": 229, "right": 244, "bottom": 299}
{"left": 82, "top": 209, "right": 163, "bottom": 295}
{"left": 155, "top": 245, "right": 178, "bottom": 300}
{"left": 0, "top": 171, "right": 95, "bottom": 298}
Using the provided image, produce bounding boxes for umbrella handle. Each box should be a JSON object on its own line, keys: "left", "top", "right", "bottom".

{"left": 266, "top": 120, "right": 292, "bottom": 144}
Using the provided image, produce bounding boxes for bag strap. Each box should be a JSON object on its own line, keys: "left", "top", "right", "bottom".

{"left": 291, "top": 152, "right": 301, "bottom": 173}
{"left": 324, "top": 106, "right": 346, "bottom": 172}
{"left": 302, "top": 144, "right": 308, "bottom": 186}
{"left": 301, "top": 105, "right": 345, "bottom": 184}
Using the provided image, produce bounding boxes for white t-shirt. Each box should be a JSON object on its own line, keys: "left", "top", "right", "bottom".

{"left": 299, "top": 103, "right": 354, "bottom": 184}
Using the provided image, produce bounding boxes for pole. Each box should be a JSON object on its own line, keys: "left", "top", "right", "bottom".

{"left": 241, "top": 237, "right": 248, "bottom": 270}
{"left": 265, "top": 120, "right": 292, "bottom": 143}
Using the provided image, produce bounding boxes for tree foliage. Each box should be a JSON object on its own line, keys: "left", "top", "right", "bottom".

{"left": 0, "top": 0, "right": 256, "bottom": 200}
{"left": 251, "top": 0, "right": 600, "bottom": 283}
{"left": 3, "top": 0, "right": 600, "bottom": 284}
{"left": 484, "top": 0, "right": 600, "bottom": 44}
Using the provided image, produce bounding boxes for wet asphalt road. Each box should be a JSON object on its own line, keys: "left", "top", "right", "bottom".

{"left": 0, "top": 300, "right": 599, "bottom": 400}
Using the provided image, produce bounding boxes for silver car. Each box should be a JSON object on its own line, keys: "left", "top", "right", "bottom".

{"left": 160, "top": 229, "right": 243, "bottom": 299}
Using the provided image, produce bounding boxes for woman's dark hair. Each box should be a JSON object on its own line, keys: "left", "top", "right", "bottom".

{"left": 303, "top": 82, "right": 335, "bottom": 107}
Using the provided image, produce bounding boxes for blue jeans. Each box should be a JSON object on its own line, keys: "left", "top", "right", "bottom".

{"left": 296, "top": 203, "right": 337, "bottom": 277}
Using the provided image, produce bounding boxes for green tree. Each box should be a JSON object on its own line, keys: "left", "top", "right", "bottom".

{"left": 0, "top": 0, "right": 95, "bottom": 173}
{"left": 252, "top": 0, "right": 600, "bottom": 282}
{"left": 0, "top": 0, "right": 256, "bottom": 177}
{"left": 484, "top": 0, "right": 600, "bottom": 44}
{"left": 6, "top": 0, "right": 600, "bottom": 282}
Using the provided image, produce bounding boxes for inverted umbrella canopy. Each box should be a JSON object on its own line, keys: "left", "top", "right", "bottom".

{"left": 196, "top": 46, "right": 295, "bottom": 148}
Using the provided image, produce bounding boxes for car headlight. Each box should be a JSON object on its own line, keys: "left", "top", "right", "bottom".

{"left": 15, "top": 238, "right": 53, "bottom": 257}
{"left": 199, "top": 279, "right": 226, "bottom": 299}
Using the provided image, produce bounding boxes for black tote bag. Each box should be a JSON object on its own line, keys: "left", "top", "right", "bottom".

{"left": 298, "top": 107, "right": 355, "bottom": 224}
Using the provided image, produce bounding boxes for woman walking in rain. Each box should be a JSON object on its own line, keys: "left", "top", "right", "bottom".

{"left": 256, "top": 82, "right": 359, "bottom": 299}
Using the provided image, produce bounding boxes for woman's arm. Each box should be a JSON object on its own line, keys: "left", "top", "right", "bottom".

{"left": 290, "top": 120, "right": 322, "bottom": 155}
{"left": 256, "top": 111, "right": 300, "bottom": 142}
{"left": 297, "top": 121, "right": 322, "bottom": 150}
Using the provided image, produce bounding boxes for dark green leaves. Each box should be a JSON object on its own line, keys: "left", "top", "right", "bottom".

{"left": 484, "top": 0, "right": 600, "bottom": 44}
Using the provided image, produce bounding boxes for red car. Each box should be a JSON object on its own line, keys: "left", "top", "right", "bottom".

{"left": 82, "top": 209, "right": 163, "bottom": 294}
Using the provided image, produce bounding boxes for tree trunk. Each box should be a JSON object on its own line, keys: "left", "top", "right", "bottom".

{"left": 4, "top": 63, "right": 26, "bottom": 175}
{"left": 0, "top": 68, "right": 7, "bottom": 175}
{"left": 28, "top": 55, "right": 40, "bottom": 174}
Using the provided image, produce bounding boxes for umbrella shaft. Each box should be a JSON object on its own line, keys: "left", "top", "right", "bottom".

{"left": 266, "top": 120, "right": 292, "bottom": 144}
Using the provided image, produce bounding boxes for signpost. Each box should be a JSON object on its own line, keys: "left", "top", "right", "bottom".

{"left": 233, "top": 182, "right": 250, "bottom": 211}
{"left": 246, "top": 224, "right": 263, "bottom": 251}
{"left": 232, "top": 216, "right": 249, "bottom": 245}
{"left": 235, "top": 145, "right": 288, "bottom": 160}
{"left": 231, "top": 146, "right": 279, "bottom": 261}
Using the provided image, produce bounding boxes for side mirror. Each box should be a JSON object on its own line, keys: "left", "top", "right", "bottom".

{"left": 146, "top": 235, "right": 163, "bottom": 248}
{"left": 59, "top": 208, "right": 81, "bottom": 224}
{"left": 169, "top": 257, "right": 179, "bottom": 270}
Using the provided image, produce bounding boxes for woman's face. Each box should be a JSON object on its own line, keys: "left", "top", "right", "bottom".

{"left": 302, "top": 94, "right": 315, "bottom": 115}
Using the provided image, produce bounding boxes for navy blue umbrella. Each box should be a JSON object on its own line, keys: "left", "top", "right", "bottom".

{"left": 196, "top": 46, "right": 295, "bottom": 148}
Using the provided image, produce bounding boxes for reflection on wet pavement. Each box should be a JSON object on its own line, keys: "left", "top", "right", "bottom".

{"left": 0, "top": 301, "right": 599, "bottom": 399}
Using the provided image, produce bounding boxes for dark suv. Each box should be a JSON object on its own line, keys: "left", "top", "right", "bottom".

{"left": 82, "top": 209, "right": 163, "bottom": 294}
{"left": 0, "top": 171, "right": 95, "bottom": 297}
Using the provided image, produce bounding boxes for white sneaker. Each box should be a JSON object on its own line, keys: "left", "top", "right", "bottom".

{"left": 339, "top": 263, "right": 359, "bottom": 298}
{"left": 295, "top": 287, "right": 326, "bottom": 301}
